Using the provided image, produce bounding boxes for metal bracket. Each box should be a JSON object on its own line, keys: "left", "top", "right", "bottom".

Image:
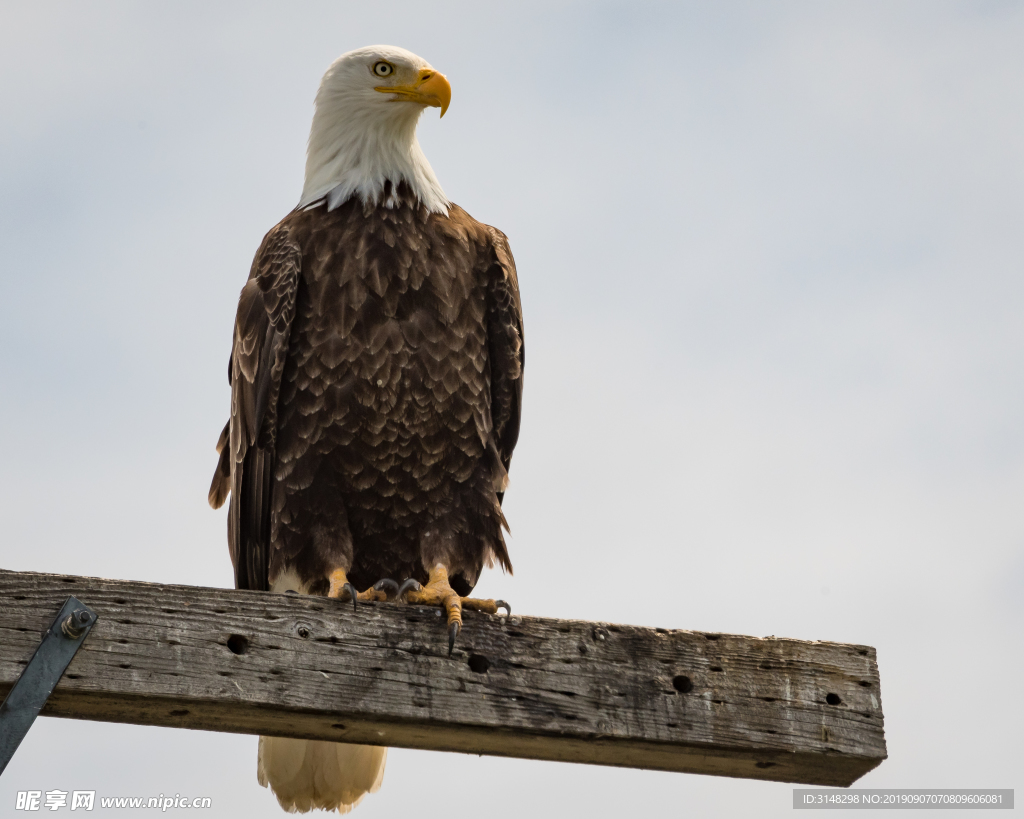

{"left": 0, "top": 595, "right": 97, "bottom": 776}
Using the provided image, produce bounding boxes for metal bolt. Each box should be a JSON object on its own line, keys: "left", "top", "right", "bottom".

{"left": 61, "top": 609, "right": 93, "bottom": 639}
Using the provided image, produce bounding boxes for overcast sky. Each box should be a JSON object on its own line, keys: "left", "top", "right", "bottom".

{"left": 1, "top": 2, "right": 1021, "bottom": 817}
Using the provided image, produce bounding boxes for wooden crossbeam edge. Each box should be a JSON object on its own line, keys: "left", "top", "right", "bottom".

{"left": 0, "top": 569, "right": 886, "bottom": 786}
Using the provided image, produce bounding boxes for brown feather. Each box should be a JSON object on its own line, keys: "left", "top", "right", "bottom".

{"left": 211, "top": 183, "right": 524, "bottom": 594}
{"left": 207, "top": 421, "right": 231, "bottom": 509}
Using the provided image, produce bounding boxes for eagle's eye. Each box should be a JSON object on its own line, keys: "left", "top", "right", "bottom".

{"left": 373, "top": 61, "right": 394, "bottom": 78}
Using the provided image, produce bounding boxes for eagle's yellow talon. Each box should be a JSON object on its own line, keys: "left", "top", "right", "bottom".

{"left": 448, "top": 622, "right": 460, "bottom": 656}
{"left": 327, "top": 569, "right": 391, "bottom": 610}
{"left": 374, "top": 578, "right": 400, "bottom": 599}
{"left": 403, "top": 564, "right": 508, "bottom": 654}
{"left": 396, "top": 578, "right": 422, "bottom": 600}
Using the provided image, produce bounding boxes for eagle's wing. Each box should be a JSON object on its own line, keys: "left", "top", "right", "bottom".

{"left": 208, "top": 226, "right": 301, "bottom": 591}
{"left": 486, "top": 227, "right": 525, "bottom": 502}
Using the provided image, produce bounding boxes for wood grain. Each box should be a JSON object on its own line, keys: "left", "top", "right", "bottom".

{"left": 0, "top": 570, "right": 886, "bottom": 786}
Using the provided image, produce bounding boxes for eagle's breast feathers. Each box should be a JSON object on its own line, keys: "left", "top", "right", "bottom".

{"left": 211, "top": 188, "right": 523, "bottom": 596}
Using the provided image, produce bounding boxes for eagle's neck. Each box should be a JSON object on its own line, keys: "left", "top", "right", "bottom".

{"left": 299, "top": 97, "right": 449, "bottom": 215}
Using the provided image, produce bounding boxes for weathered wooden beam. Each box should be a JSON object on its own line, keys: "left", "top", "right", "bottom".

{"left": 0, "top": 569, "right": 885, "bottom": 786}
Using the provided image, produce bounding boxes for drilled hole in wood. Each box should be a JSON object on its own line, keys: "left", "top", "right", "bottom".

{"left": 332, "top": 723, "right": 346, "bottom": 730}
{"left": 826, "top": 693, "right": 842, "bottom": 706}
{"left": 297, "top": 626, "right": 311, "bottom": 639}
{"left": 672, "top": 675, "right": 693, "bottom": 693}
{"left": 169, "top": 709, "right": 189, "bottom": 717}
{"left": 227, "top": 635, "right": 249, "bottom": 655}
{"left": 704, "top": 634, "right": 720, "bottom": 641}
{"left": 710, "top": 666, "right": 724, "bottom": 672}
{"left": 859, "top": 681, "right": 872, "bottom": 687}
{"left": 468, "top": 654, "right": 490, "bottom": 674}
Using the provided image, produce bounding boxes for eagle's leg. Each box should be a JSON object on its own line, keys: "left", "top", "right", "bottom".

{"left": 327, "top": 569, "right": 391, "bottom": 611}
{"left": 401, "top": 564, "right": 511, "bottom": 655}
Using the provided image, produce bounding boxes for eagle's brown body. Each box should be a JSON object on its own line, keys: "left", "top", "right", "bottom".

{"left": 208, "top": 44, "right": 521, "bottom": 813}
{"left": 210, "top": 184, "right": 524, "bottom": 599}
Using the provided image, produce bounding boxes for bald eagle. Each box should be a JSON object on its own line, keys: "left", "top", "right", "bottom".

{"left": 208, "top": 46, "right": 524, "bottom": 813}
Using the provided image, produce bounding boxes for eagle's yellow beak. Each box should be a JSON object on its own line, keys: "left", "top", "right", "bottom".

{"left": 376, "top": 68, "right": 451, "bottom": 117}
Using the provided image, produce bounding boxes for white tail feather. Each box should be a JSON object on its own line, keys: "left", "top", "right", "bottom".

{"left": 261, "top": 571, "right": 388, "bottom": 813}
{"left": 258, "top": 735, "right": 387, "bottom": 814}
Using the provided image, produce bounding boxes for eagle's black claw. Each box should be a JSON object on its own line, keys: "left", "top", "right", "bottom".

{"left": 396, "top": 578, "right": 422, "bottom": 602}
{"left": 496, "top": 600, "right": 511, "bottom": 616}
{"left": 342, "top": 582, "right": 358, "bottom": 612}
{"left": 374, "top": 578, "right": 400, "bottom": 600}
{"left": 448, "top": 621, "right": 461, "bottom": 656}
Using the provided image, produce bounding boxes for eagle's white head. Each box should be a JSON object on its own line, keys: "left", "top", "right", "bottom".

{"left": 299, "top": 45, "right": 452, "bottom": 215}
